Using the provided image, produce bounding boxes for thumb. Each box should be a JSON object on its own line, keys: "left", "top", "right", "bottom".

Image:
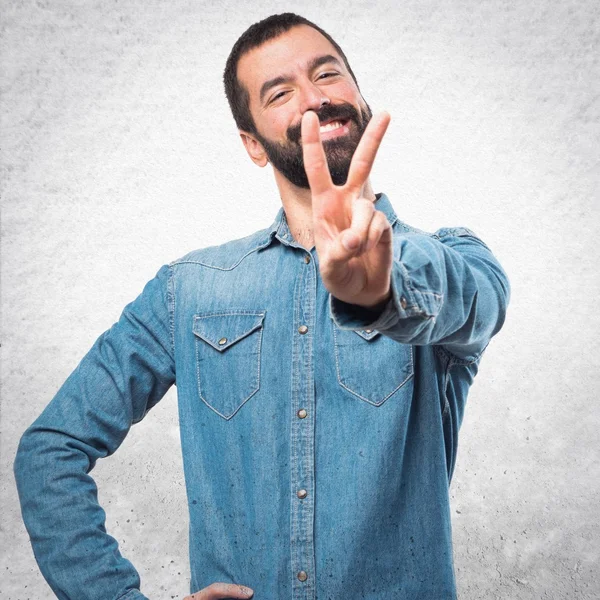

{"left": 330, "top": 228, "right": 363, "bottom": 263}
{"left": 315, "top": 229, "right": 360, "bottom": 288}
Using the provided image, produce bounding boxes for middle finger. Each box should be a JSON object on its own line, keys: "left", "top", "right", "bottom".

{"left": 345, "top": 111, "right": 391, "bottom": 195}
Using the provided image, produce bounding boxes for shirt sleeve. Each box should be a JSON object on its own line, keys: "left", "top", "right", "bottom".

{"left": 329, "top": 227, "right": 510, "bottom": 362}
{"left": 13, "top": 264, "right": 176, "bottom": 600}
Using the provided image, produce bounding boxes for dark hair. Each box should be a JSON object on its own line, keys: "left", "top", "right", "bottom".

{"left": 223, "top": 13, "right": 360, "bottom": 135}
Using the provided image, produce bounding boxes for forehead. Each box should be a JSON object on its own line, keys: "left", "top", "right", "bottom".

{"left": 237, "top": 25, "right": 343, "bottom": 101}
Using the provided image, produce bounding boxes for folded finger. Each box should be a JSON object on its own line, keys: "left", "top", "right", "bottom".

{"left": 365, "top": 210, "right": 392, "bottom": 251}
{"left": 343, "top": 198, "right": 376, "bottom": 254}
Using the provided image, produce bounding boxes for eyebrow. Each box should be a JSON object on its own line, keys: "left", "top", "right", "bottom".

{"left": 259, "top": 54, "right": 343, "bottom": 104}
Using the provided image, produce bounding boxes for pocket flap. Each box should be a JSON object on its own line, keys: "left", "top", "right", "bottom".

{"left": 193, "top": 311, "right": 265, "bottom": 352}
{"left": 354, "top": 329, "right": 380, "bottom": 341}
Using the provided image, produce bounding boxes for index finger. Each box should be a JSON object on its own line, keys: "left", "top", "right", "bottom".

{"left": 345, "top": 111, "right": 391, "bottom": 194}
{"left": 301, "top": 110, "right": 333, "bottom": 195}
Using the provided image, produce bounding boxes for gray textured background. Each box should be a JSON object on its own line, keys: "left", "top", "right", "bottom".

{"left": 1, "top": 1, "right": 599, "bottom": 598}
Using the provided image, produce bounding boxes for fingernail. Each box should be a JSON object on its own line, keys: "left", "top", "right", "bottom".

{"left": 243, "top": 587, "right": 254, "bottom": 597}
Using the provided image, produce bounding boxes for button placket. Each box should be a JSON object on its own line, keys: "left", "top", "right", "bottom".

{"left": 290, "top": 251, "right": 316, "bottom": 598}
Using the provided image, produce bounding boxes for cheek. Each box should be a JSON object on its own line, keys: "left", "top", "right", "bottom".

{"left": 335, "top": 80, "right": 361, "bottom": 99}
{"left": 268, "top": 116, "right": 289, "bottom": 135}
{"left": 331, "top": 84, "right": 366, "bottom": 114}
{"left": 262, "top": 108, "right": 298, "bottom": 140}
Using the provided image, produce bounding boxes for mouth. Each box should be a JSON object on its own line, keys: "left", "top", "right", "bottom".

{"left": 319, "top": 118, "right": 351, "bottom": 140}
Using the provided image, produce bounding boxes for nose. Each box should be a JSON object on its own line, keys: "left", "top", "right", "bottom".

{"left": 299, "top": 81, "right": 330, "bottom": 114}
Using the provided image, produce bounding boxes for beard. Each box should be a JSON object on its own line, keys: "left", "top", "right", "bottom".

{"left": 253, "top": 101, "right": 373, "bottom": 189}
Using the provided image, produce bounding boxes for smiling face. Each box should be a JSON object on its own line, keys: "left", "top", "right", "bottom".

{"left": 236, "top": 24, "right": 372, "bottom": 188}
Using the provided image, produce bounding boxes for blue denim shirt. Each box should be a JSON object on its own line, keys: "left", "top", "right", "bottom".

{"left": 14, "top": 193, "right": 510, "bottom": 600}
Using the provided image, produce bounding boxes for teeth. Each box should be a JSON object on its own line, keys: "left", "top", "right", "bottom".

{"left": 320, "top": 120, "right": 344, "bottom": 133}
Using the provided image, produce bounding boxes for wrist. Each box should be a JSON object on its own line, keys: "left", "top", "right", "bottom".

{"left": 360, "top": 289, "right": 392, "bottom": 314}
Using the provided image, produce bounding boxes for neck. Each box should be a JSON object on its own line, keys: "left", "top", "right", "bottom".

{"left": 274, "top": 171, "right": 376, "bottom": 250}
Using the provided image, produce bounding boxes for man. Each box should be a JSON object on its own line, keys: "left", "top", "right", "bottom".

{"left": 14, "top": 12, "right": 510, "bottom": 600}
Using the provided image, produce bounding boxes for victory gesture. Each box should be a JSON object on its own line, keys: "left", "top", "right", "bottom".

{"left": 302, "top": 110, "right": 393, "bottom": 310}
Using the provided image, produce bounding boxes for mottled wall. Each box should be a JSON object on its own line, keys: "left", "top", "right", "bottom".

{"left": 1, "top": 1, "right": 599, "bottom": 598}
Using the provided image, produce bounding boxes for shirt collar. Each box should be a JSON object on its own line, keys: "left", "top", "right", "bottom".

{"left": 256, "top": 192, "right": 399, "bottom": 250}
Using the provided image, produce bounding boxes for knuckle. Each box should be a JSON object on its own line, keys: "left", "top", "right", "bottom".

{"left": 306, "top": 158, "right": 326, "bottom": 173}
{"left": 352, "top": 198, "right": 374, "bottom": 218}
{"left": 355, "top": 197, "right": 373, "bottom": 208}
{"left": 352, "top": 162, "right": 368, "bottom": 176}
{"left": 375, "top": 210, "right": 388, "bottom": 224}
{"left": 370, "top": 213, "right": 389, "bottom": 236}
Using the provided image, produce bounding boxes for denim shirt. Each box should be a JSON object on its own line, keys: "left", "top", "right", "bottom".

{"left": 14, "top": 193, "right": 510, "bottom": 600}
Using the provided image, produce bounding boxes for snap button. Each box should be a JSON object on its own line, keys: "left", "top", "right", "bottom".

{"left": 304, "top": 254, "right": 311, "bottom": 263}
{"left": 298, "top": 325, "right": 308, "bottom": 334}
{"left": 365, "top": 329, "right": 372, "bottom": 334}
{"left": 297, "top": 409, "right": 307, "bottom": 419}
{"left": 297, "top": 571, "right": 308, "bottom": 582}
{"left": 218, "top": 337, "right": 227, "bottom": 345}
{"left": 400, "top": 296, "right": 407, "bottom": 309}
{"left": 297, "top": 489, "right": 307, "bottom": 499}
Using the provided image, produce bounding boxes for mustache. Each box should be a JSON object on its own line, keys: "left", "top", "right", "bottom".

{"left": 287, "top": 103, "right": 365, "bottom": 144}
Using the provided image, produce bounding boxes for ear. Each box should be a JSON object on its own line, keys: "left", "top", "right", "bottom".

{"left": 239, "top": 132, "right": 269, "bottom": 167}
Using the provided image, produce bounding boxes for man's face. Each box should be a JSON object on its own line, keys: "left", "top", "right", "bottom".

{"left": 237, "top": 25, "right": 373, "bottom": 188}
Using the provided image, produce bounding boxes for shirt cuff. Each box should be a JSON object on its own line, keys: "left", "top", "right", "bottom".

{"left": 329, "top": 260, "right": 441, "bottom": 332}
{"left": 329, "top": 267, "right": 401, "bottom": 331}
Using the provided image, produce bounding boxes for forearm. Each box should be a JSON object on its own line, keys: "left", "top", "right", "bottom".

{"left": 14, "top": 415, "right": 149, "bottom": 600}
{"left": 330, "top": 227, "right": 510, "bottom": 361}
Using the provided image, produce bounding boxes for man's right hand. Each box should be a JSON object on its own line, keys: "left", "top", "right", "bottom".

{"left": 183, "top": 582, "right": 254, "bottom": 599}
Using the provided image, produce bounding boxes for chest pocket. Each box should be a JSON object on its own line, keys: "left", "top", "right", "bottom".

{"left": 192, "top": 311, "right": 265, "bottom": 420}
{"left": 333, "top": 326, "right": 414, "bottom": 406}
